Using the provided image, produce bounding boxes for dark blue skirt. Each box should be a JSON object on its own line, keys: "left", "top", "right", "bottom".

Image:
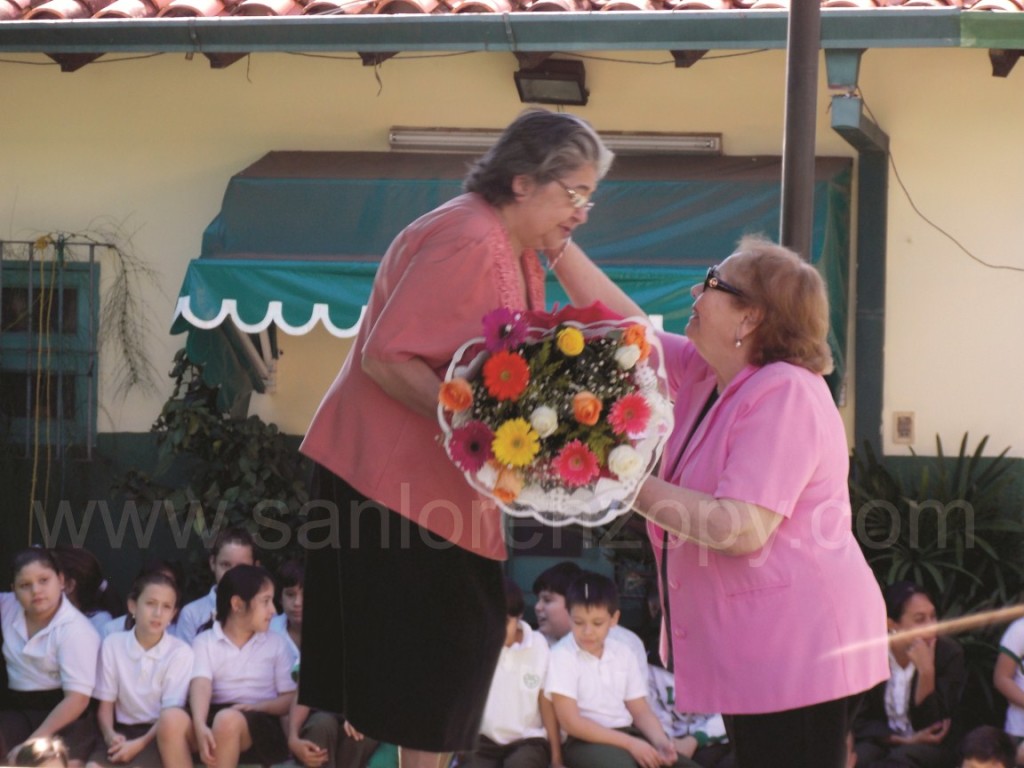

{"left": 299, "top": 465, "right": 506, "bottom": 753}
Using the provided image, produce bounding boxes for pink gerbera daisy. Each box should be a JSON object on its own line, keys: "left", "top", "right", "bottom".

{"left": 482, "top": 308, "right": 528, "bottom": 353}
{"left": 608, "top": 393, "right": 651, "bottom": 436}
{"left": 449, "top": 421, "right": 495, "bottom": 473}
{"left": 552, "top": 440, "right": 600, "bottom": 487}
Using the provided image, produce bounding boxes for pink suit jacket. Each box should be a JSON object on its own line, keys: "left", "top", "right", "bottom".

{"left": 648, "top": 334, "right": 889, "bottom": 714}
{"left": 301, "top": 194, "right": 546, "bottom": 561}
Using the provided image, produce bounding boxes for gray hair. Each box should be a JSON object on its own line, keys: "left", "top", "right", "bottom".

{"left": 463, "top": 109, "right": 614, "bottom": 206}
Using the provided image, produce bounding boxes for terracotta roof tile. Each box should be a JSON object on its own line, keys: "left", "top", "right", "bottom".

{"left": 0, "top": 0, "right": 1020, "bottom": 22}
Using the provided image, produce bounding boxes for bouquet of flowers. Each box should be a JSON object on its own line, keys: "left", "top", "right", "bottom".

{"left": 437, "top": 302, "right": 673, "bottom": 527}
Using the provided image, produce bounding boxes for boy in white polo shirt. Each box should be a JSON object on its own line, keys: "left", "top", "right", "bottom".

{"left": 461, "top": 578, "right": 561, "bottom": 768}
{"left": 544, "top": 572, "right": 698, "bottom": 768}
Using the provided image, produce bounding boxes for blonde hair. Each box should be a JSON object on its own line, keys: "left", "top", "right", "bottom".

{"left": 727, "top": 235, "right": 834, "bottom": 375}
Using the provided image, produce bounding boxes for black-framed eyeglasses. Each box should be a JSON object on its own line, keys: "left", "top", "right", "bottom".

{"left": 558, "top": 182, "right": 595, "bottom": 212}
{"left": 703, "top": 265, "right": 745, "bottom": 298}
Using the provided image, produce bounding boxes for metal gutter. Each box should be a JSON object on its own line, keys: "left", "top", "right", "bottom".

{"left": 831, "top": 93, "right": 889, "bottom": 456}
{"left": 961, "top": 11, "right": 1024, "bottom": 49}
{"left": 0, "top": 9, "right": 965, "bottom": 55}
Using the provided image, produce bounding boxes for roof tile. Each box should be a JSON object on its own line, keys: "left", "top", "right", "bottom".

{"left": 0, "top": 0, "right": 1019, "bottom": 22}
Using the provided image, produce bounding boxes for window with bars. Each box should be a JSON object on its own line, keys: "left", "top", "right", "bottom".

{"left": 0, "top": 257, "right": 99, "bottom": 452}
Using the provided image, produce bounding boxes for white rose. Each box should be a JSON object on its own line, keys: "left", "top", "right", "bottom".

{"left": 614, "top": 344, "right": 642, "bottom": 370}
{"left": 529, "top": 405, "right": 559, "bottom": 438}
{"left": 608, "top": 444, "right": 644, "bottom": 481}
{"left": 476, "top": 462, "right": 499, "bottom": 489}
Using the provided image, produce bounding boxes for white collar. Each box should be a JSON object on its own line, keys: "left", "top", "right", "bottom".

{"left": 510, "top": 620, "right": 536, "bottom": 651}
{"left": 125, "top": 629, "right": 173, "bottom": 661}
{"left": 13, "top": 594, "right": 79, "bottom": 641}
{"left": 211, "top": 620, "right": 265, "bottom": 650}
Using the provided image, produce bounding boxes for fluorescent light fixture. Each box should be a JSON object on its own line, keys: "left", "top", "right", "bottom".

{"left": 389, "top": 127, "right": 723, "bottom": 155}
{"left": 514, "top": 59, "right": 589, "bottom": 107}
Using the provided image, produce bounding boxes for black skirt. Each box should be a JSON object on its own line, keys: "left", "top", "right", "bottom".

{"left": 300, "top": 466, "right": 506, "bottom": 753}
{"left": 0, "top": 689, "right": 96, "bottom": 761}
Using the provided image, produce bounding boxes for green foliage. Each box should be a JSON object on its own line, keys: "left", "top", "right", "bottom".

{"left": 115, "top": 349, "right": 311, "bottom": 597}
{"left": 850, "top": 433, "right": 1024, "bottom": 727}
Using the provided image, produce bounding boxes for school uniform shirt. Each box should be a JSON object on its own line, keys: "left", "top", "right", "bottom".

{"left": 609, "top": 626, "right": 648, "bottom": 681}
{"left": 1001, "top": 617, "right": 1024, "bottom": 736}
{"left": 269, "top": 614, "right": 299, "bottom": 661}
{"left": 87, "top": 610, "right": 114, "bottom": 636}
{"left": 479, "top": 621, "right": 549, "bottom": 745}
{"left": 191, "top": 622, "right": 297, "bottom": 706}
{"left": 101, "top": 614, "right": 130, "bottom": 639}
{"left": 94, "top": 630, "right": 194, "bottom": 725}
{"left": 649, "top": 333, "right": 889, "bottom": 715}
{"left": 544, "top": 633, "right": 647, "bottom": 731}
{"left": 175, "top": 588, "right": 216, "bottom": 645}
{"left": 0, "top": 592, "right": 100, "bottom": 696}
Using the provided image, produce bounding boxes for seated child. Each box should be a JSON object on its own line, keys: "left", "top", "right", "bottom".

{"left": 100, "top": 559, "right": 183, "bottom": 639}
{"left": 853, "top": 581, "right": 966, "bottom": 768}
{"left": 0, "top": 548, "right": 101, "bottom": 765}
{"left": 646, "top": 664, "right": 729, "bottom": 767}
{"left": 52, "top": 546, "right": 123, "bottom": 636}
{"left": 281, "top": 559, "right": 381, "bottom": 768}
{"left": 993, "top": 614, "right": 1024, "bottom": 766}
{"left": 269, "top": 559, "right": 302, "bottom": 659}
{"left": 156, "top": 564, "right": 297, "bottom": 768}
{"left": 532, "top": 562, "right": 648, "bottom": 675}
{"left": 287, "top": 687, "right": 380, "bottom": 768}
{"left": 460, "top": 577, "right": 561, "bottom": 768}
{"left": 175, "top": 528, "right": 258, "bottom": 644}
{"left": 86, "top": 571, "right": 193, "bottom": 768}
{"left": 958, "top": 725, "right": 1015, "bottom": 768}
{"left": 544, "top": 572, "right": 698, "bottom": 768}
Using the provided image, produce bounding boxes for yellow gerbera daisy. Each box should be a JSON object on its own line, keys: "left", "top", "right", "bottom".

{"left": 492, "top": 418, "right": 541, "bottom": 467}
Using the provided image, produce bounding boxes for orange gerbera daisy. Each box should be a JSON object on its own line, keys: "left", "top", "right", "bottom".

{"left": 483, "top": 350, "right": 530, "bottom": 401}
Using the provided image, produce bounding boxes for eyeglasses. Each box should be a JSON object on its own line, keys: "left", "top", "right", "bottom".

{"left": 702, "top": 265, "right": 745, "bottom": 298}
{"left": 558, "top": 182, "right": 595, "bottom": 212}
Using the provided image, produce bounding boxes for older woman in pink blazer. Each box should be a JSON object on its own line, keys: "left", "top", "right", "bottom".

{"left": 618, "top": 237, "right": 888, "bottom": 768}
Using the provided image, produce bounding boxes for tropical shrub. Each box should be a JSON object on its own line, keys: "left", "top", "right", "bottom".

{"left": 850, "top": 433, "right": 1024, "bottom": 727}
{"left": 115, "top": 349, "right": 311, "bottom": 597}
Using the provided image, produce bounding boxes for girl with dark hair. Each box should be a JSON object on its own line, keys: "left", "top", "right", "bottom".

{"left": 0, "top": 548, "right": 101, "bottom": 765}
{"left": 269, "top": 559, "right": 303, "bottom": 659}
{"left": 52, "top": 546, "right": 124, "bottom": 634}
{"left": 175, "top": 528, "right": 258, "bottom": 645}
{"left": 87, "top": 571, "right": 192, "bottom": 768}
{"left": 156, "top": 564, "right": 297, "bottom": 768}
{"left": 100, "top": 559, "right": 182, "bottom": 638}
{"left": 853, "top": 581, "right": 966, "bottom": 767}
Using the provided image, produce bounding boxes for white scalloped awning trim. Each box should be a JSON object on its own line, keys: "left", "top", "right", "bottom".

{"left": 173, "top": 296, "right": 365, "bottom": 338}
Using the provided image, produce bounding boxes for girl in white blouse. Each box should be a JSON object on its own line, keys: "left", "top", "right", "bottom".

{"left": 0, "top": 548, "right": 101, "bottom": 765}
{"left": 156, "top": 564, "right": 297, "bottom": 768}
{"left": 87, "top": 570, "right": 193, "bottom": 768}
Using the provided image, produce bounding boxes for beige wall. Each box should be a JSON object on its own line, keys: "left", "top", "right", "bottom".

{"left": 2, "top": 46, "right": 1021, "bottom": 455}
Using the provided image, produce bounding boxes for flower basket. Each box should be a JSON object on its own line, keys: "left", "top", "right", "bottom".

{"left": 437, "top": 302, "right": 673, "bottom": 528}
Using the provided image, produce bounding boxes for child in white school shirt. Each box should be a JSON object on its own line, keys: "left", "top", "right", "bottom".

{"left": 0, "top": 548, "right": 101, "bottom": 766}
{"left": 174, "top": 528, "right": 258, "bottom": 645}
{"left": 544, "top": 572, "right": 698, "bottom": 768}
{"left": 460, "top": 578, "right": 561, "bottom": 768}
{"left": 157, "top": 564, "right": 297, "bottom": 768}
{"left": 86, "top": 571, "right": 193, "bottom": 768}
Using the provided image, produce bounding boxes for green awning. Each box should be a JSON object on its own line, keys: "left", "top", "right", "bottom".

{"left": 171, "top": 258, "right": 373, "bottom": 339}
{"left": 172, "top": 257, "right": 705, "bottom": 338}
{"left": 170, "top": 151, "right": 852, "bottom": 414}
